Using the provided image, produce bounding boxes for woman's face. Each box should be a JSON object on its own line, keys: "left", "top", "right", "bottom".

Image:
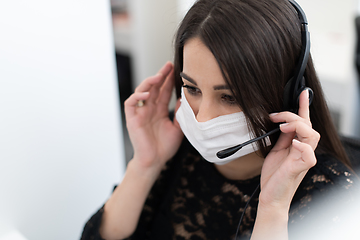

{"left": 181, "top": 37, "right": 242, "bottom": 122}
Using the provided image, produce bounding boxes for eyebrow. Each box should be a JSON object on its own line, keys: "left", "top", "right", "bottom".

{"left": 180, "top": 72, "right": 197, "bottom": 85}
{"left": 180, "top": 72, "right": 230, "bottom": 90}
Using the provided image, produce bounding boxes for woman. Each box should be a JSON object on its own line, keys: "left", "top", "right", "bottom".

{"left": 81, "top": 0, "right": 357, "bottom": 239}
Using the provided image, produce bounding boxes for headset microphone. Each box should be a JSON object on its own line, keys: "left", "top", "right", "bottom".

{"left": 217, "top": 127, "right": 280, "bottom": 159}
{"left": 217, "top": 0, "right": 313, "bottom": 160}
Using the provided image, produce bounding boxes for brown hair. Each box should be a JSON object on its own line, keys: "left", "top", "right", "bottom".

{"left": 174, "top": 0, "right": 351, "bottom": 167}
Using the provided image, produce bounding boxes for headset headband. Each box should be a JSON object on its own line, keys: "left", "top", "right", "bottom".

{"left": 283, "top": 0, "right": 312, "bottom": 113}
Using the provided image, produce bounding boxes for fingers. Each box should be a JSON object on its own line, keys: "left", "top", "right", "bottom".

{"left": 135, "top": 62, "right": 173, "bottom": 93}
{"left": 124, "top": 62, "right": 175, "bottom": 119}
{"left": 269, "top": 110, "right": 311, "bottom": 127}
{"left": 124, "top": 92, "right": 150, "bottom": 118}
{"left": 134, "top": 74, "right": 162, "bottom": 94}
{"left": 269, "top": 105, "right": 319, "bottom": 151}
{"left": 280, "top": 121, "right": 320, "bottom": 150}
{"left": 288, "top": 139, "right": 317, "bottom": 174}
{"left": 158, "top": 68, "right": 175, "bottom": 107}
{"left": 298, "top": 89, "right": 310, "bottom": 120}
{"left": 134, "top": 62, "right": 174, "bottom": 105}
{"left": 270, "top": 111, "right": 311, "bottom": 150}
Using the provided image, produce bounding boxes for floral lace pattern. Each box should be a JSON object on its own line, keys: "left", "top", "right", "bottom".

{"left": 168, "top": 152, "right": 260, "bottom": 240}
{"left": 81, "top": 142, "right": 357, "bottom": 240}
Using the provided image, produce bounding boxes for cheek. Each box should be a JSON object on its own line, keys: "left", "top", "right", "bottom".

{"left": 225, "top": 104, "right": 242, "bottom": 115}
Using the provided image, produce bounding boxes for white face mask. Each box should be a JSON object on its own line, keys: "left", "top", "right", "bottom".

{"left": 175, "top": 88, "right": 260, "bottom": 165}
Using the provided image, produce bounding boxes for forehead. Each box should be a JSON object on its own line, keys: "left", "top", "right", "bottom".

{"left": 183, "top": 37, "right": 227, "bottom": 87}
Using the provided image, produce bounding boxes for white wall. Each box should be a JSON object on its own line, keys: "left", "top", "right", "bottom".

{"left": 128, "top": 0, "right": 179, "bottom": 88}
{"left": 297, "top": 0, "right": 360, "bottom": 137}
{"left": 0, "top": 1, "right": 125, "bottom": 240}
{"left": 177, "top": 0, "right": 196, "bottom": 21}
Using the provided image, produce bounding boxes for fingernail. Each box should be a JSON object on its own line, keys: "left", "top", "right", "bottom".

{"left": 269, "top": 112, "right": 279, "bottom": 117}
{"left": 279, "top": 123, "right": 289, "bottom": 128}
{"left": 292, "top": 139, "right": 301, "bottom": 144}
{"left": 305, "top": 89, "right": 309, "bottom": 99}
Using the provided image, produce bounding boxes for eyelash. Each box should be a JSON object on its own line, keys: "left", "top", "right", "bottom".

{"left": 221, "top": 94, "right": 237, "bottom": 105}
{"left": 182, "top": 85, "right": 237, "bottom": 105}
{"left": 183, "top": 84, "right": 200, "bottom": 96}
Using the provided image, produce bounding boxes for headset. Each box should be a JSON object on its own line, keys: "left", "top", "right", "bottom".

{"left": 220, "top": 0, "right": 314, "bottom": 239}
{"left": 217, "top": 0, "right": 314, "bottom": 160}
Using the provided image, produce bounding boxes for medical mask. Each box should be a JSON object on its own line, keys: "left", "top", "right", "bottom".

{"left": 176, "top": 88, "right": 260, "bottom": 165}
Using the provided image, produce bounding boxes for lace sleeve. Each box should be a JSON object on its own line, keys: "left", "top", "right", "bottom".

{"left": 126, "top": 140, "right": 191, "bottom": 239}
{"left": 80, "top": 139, "right": 190, "bottom": 240}
{"left": 80, "top": 206, "right": 106, "bottom": 240}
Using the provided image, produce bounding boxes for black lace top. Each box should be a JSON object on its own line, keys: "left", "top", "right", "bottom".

{"left": 81, "top": 140, "right": 358, "bottom": 240}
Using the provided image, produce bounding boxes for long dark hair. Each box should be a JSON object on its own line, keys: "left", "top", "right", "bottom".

{"left": 174, "top": 0, "right": 351, "bottom": 168}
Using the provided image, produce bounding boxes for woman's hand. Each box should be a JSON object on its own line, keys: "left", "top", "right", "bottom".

{"left": 124, "top": 62, "right": 183, "bottom": 172}
{"left": 100, "top": 62, "right": 183, "bottom": 240}
{"left": 251, "top": 89, "right": 320, "bottom": 240}
{"left": 260, "top": 89, "right": 320, "bottom": 209}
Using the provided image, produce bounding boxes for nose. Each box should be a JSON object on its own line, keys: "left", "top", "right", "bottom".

{"left": 195, "top": 100, "right": 219, "bottom": 122}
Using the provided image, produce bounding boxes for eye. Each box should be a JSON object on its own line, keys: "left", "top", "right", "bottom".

{"left": 221, "top": 94, "right": 237, "bottom": 105}
{"left": 183, "top": 85, "right": 201, "bottom": 96}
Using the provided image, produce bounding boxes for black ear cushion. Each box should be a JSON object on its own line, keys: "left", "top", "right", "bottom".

{"left": 308, "top": 87, "right": 314, "bottom": 105}
{"left": 284, "top": 77, "right": 313, "bottom": 113}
